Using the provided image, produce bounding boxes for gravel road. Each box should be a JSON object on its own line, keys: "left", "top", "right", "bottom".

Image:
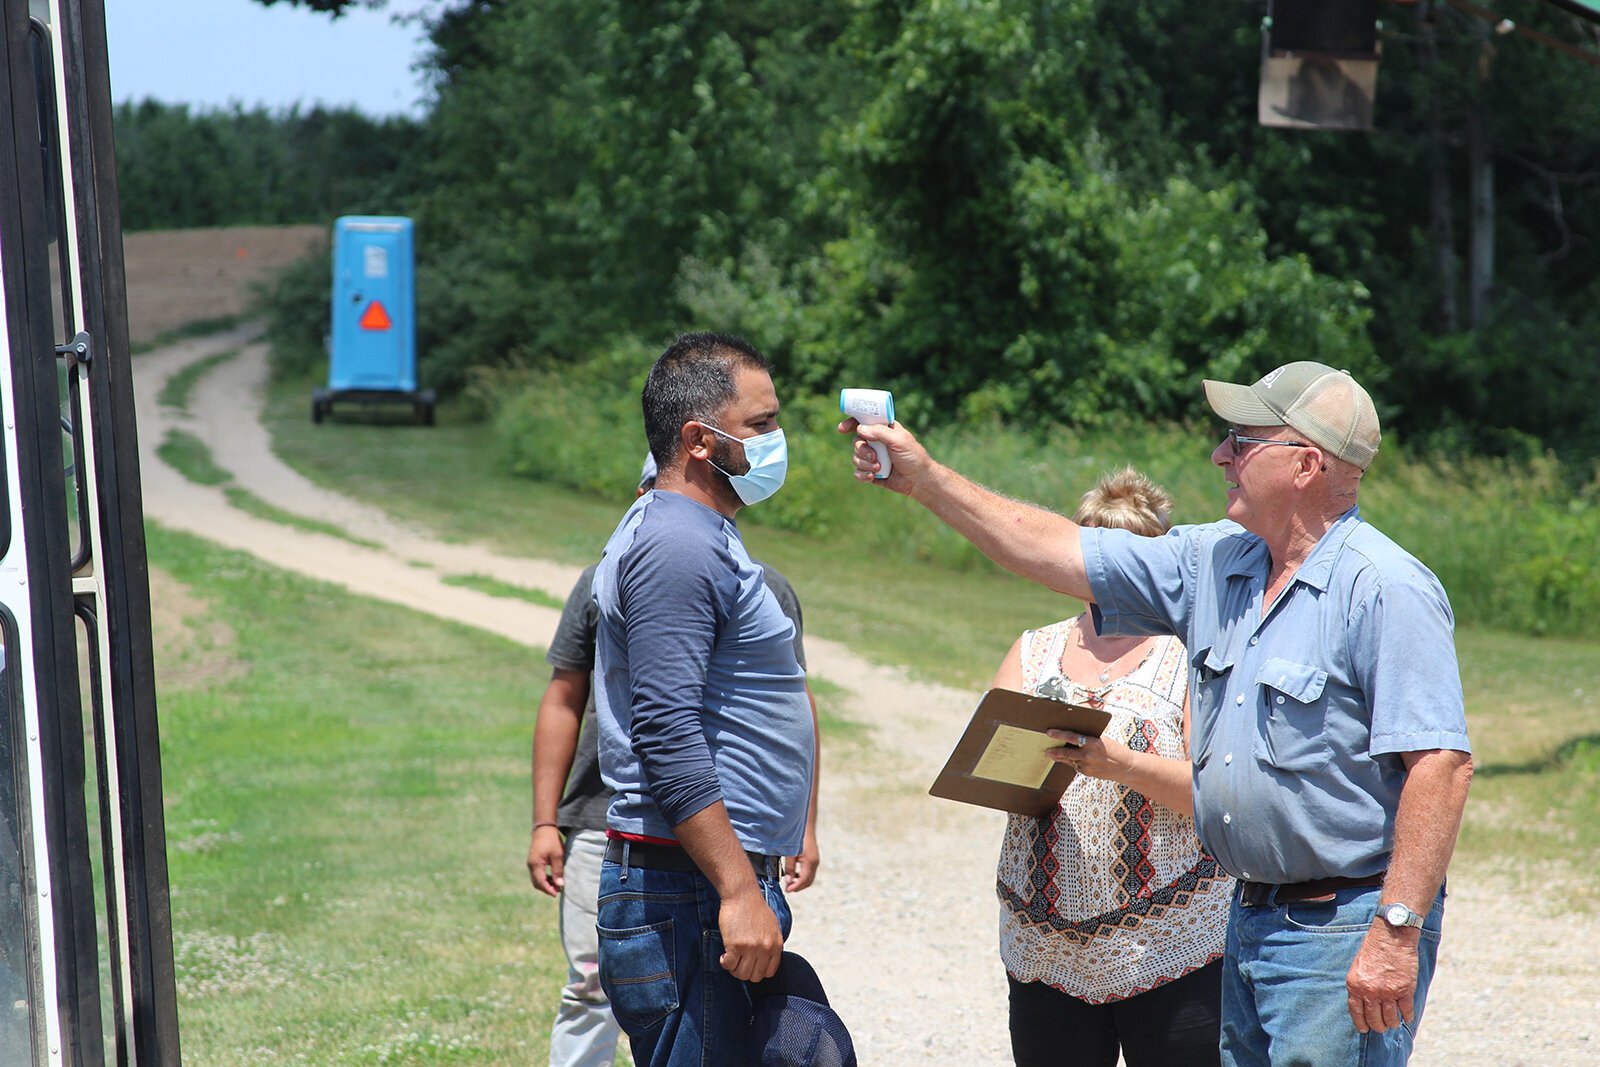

{"left": 136, "top": 336, "right": 1598, "bottom": 1065}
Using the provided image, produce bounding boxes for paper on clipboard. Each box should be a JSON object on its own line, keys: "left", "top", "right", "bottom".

{"left": 929, "top": 687, "right": 1113, "bottom": 817}
{"left": 971, "top": 723, "right": 1060, "bottom": 789}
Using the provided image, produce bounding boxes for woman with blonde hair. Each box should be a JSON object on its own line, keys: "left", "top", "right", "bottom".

{"left": 992, "top": 468, "right": 1232, "bottom": 1066}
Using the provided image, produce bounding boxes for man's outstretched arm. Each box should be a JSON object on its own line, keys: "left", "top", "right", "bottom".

{"left": 840, "top": 418, "right": 1092, "bottom": 601}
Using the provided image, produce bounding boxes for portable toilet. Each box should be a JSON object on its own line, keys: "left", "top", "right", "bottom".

{"left": 313, "top": 215, "right": 435, "bottom": 424}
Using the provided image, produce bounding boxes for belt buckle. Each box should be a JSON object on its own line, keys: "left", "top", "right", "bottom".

{"left": 1239, "top": 882, "right": 1272, "bottom": 908}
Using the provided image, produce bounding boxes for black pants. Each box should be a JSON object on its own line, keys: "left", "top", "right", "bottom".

{"left": 1008, "top": 960, "right": 1223, "bottom": 1067}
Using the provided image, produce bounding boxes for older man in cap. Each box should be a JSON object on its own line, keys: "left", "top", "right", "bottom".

{"left": 841, "top": 362, "right": 1472, "bottom": 1066}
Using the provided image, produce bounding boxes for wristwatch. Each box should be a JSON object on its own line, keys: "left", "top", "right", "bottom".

{"left": 1377, "top": 902, "right": 1425, "bottom": 930}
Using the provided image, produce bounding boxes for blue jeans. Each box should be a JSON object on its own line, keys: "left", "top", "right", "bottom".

{"left": 1221, "top": 885, "right": 1445, "bottom": 1067}
{"left": 596, "top": 856, "right": 791, "bottom": 1067}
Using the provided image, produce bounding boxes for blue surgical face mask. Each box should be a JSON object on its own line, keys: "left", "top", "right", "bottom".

{"left": 702, "top": 422, "right": 788, "bottom": 506}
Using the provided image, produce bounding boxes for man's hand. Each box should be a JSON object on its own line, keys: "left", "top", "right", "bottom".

{"left": 526, "top": 826, "right": 564, "bottom": 898}
{"left": 1346, "top": 921, "right": 1420, "bottom": 1033}
{"left": 718, "top": 885, "right": 784, "bottom": 982}
{"left": 837, "top": 418, "right": 929, "bottom": 496}
{"left": 784, "top": 831, "right": 820, "bottom": 893}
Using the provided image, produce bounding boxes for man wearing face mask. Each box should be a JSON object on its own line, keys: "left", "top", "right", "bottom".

{"left": 591, "top": 332, "right": 816, "bottom": 1066}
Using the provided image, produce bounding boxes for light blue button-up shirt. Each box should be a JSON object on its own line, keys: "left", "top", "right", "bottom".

{"left": 1082, "top": 507, "right": 1470, "bottom": 885}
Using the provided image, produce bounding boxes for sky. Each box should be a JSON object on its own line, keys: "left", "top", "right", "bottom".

{"left": 102, "top": 0, "right": 433, "bottom": 118}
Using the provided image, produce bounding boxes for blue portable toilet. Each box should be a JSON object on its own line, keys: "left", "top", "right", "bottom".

{"left": 313, "top": 215, "right": 436, "bottom": 425}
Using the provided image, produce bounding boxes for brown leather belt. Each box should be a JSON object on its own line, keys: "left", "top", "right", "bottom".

{"left": 1238, "top": 872, "right": 1386, "bottom": 906}
{"left": 604, "top": 837, "right": 781, "bottom": 881}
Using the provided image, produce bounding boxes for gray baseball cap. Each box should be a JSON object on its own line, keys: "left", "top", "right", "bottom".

{"left": 639, "top": 452, "right": 659, "bottom": 489}
{"left": 1203, "top": 361, "right": 1381, "bottom": 470}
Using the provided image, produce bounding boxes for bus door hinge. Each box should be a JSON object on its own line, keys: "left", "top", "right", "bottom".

{"left": 55, "top": 330, "right": 92, "bottom": 365}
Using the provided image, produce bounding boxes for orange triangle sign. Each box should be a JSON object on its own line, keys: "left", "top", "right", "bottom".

{"left": 359, "top": 300, "right": 392, "bottom": 331}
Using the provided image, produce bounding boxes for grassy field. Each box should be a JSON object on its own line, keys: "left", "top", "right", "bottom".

{"left": 151, "top": 368, "right": 1600, "bottom": 1062}
{"left": 151, "top": 524, "right": 567, "bottom": 1064}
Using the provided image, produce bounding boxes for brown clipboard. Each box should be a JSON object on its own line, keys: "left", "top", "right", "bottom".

{"left": 928, "top": 687, "right": 1113, "bottom": 818}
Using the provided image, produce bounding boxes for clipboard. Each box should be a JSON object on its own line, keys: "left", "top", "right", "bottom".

{"left": 928, "top": 687, "right": 1113, "bottom": 817}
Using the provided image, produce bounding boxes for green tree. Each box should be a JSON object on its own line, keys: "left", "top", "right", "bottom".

{"left": 115, "top": 101, "right": 422, "bottom": 230}
{"left": 410, "top": 0, "right": 858, "bottom": 387}
{"left": 761, "top": 0, "right": 1376, "bottom": 426}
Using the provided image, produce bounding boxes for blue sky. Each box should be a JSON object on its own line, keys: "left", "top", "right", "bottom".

{"left": 104, "top": 0, "right": 433, "bottom": 118}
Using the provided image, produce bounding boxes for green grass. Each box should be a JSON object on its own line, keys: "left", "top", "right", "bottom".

{"left": 1451, "top": 627, "right": 1600, "bottom": 904}
{"left": 132, "top": 314, "right": 247, "bottom": 355}
{"left": 441, "top": 574, "right": 565, "bottom": 610}
{"left": 158, "top": 421, "right": 381, "bottom": 549}
{"left": 807, "top": 675, "right": 866, "bottom": 743}
{"left": 150, "top": 524, "right": 565, "bottom": 1064}
{"left": 223, "top": 485, "right": 383, "bottom": 549}
{"left": 159, "top": 430, "right": 231, "bottom": 486}
{"left": 160, "top": 350, "right": 238, "bottom": 409}
{"left": 471, "top": 355, "right": 1600, "bottom": 638}
{"left": 268, "top": 375, "right": 624, "bottom": 566}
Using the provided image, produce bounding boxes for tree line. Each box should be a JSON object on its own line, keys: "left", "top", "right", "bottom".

{"left": 242, "top": 0, "right": 1600, "bottom": 470}
{"left": 115, "top": 100, "right": 422, "bottom": 231}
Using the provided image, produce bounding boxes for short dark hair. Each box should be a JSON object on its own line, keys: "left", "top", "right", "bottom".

{"left": 642, "top": 332, "right": 770, "bottom": 467}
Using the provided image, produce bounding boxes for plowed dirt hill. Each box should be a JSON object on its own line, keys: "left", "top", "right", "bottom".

{"left": 122, "top": 224, "right": 323, "bottom": 345}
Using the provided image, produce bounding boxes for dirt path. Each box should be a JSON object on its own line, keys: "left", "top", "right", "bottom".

{"left": 135, "top": 338, "right": 1598, "bottom": 1064}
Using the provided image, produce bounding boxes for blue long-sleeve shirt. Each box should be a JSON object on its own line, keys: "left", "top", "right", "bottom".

{"left": 592, "top": 490, "right": 813, "bottom": 855}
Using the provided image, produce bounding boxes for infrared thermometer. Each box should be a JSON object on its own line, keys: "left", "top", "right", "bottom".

{"left": 839, "top": 388, "right": 895, "bottom": 479}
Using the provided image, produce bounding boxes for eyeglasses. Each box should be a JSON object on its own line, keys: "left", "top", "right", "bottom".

{"left": 1227, "top": 428, "right": 1311, "bottom": 456}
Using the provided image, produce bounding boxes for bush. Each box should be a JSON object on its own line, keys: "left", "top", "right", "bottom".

{"left": 256, "top": 244, "right": 330, "bottom": 382}
{"left": 469, "top": 341, "right": 656, "bottom": 497}
{"left": 478, "top": 357, "right": 1600, "bottom": 637}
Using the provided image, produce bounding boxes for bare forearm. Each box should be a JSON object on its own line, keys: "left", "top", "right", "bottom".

{"left": 531, "top": 679, "right": 585, "bottom": 824}
{"left": 678, "top": 801, "right": 783, "bottom": 980}
{"left": 1113, "top": 753, "right": 1194, "bottom": 816}
{"left": 1059, "top": 734, "right": 1195, "bottom": 815}
{"left": 528, "top": 675, "right": 586, "bottom": 894}
{"left": 674, "top": 801, "right": 761, "bottom": 900}
{"left": 532, "top": 730, "right": 577, "bottom": 824}
{"left": 914, "top": 462, "right": 1090, "bottom": 599}
{"left": 1346, "top": 747, "right": 1473, "bottom": 1033}
{"left": 1382, "top": 749, "right": 1474, "bottom": 911}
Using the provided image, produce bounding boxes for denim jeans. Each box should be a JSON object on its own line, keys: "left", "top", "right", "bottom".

{"left": 596, "top": 854, "right": 791, "bottom": 1067}
{"left": 1221, "top": 885, "right": 1445, "bottom": 1067}
{"left": 550, "top": 830, "right": 624, "bottom": 1067}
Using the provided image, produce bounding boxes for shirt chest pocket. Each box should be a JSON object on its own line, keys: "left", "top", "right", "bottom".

{"left": 1253, "top": 658, "right": 1332, "bottom": 771}
{"left": 1188, "top": 644, "right": 1234, "bottom": 767}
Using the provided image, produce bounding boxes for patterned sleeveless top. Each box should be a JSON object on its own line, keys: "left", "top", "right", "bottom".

{"left": 996, "top": 617, "right": 1233, "bottom": 1003}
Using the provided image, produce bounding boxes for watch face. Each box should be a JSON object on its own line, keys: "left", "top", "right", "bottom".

{"left": 1385, "top": 904, "right": 1407, "bottom": 924}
